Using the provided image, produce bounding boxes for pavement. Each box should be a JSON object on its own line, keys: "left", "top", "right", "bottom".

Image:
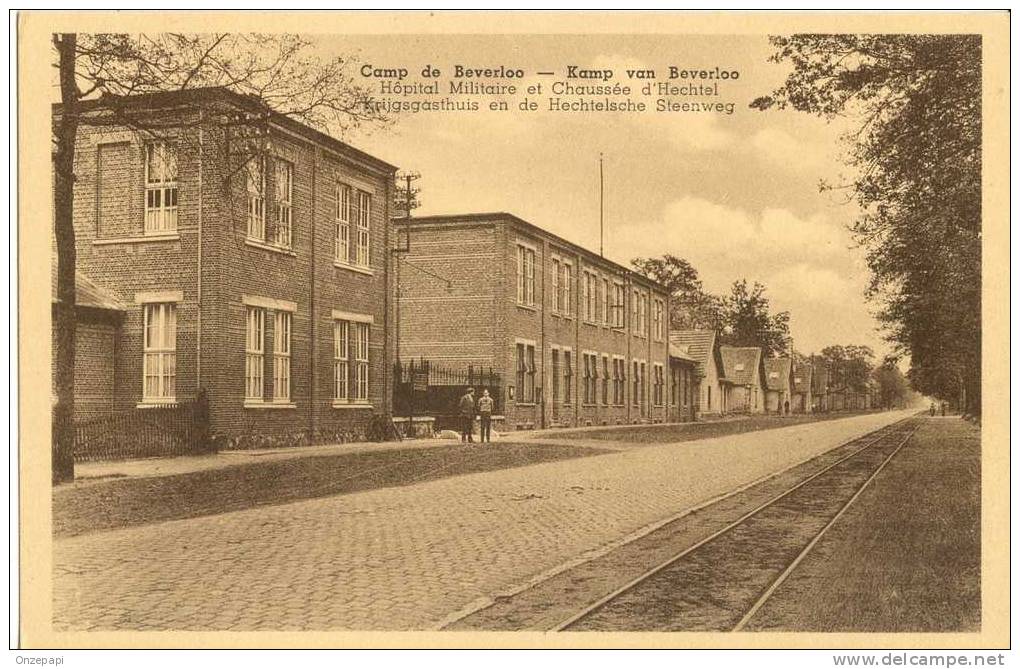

{"left": 53, "top": 409, "right": 915, "bottom": 631}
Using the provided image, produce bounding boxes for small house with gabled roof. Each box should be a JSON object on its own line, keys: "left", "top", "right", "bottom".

{"left": 669, "top": 330, "right": 727, "bottom": 415}
{"left": 719, "top": 345, "right": 767, "bottom": 413}
{"left": 791, "top": 361, "right": 814, "bottom": 413}
{"left": 764, "top": 357, "right": 794, "bottom": 414}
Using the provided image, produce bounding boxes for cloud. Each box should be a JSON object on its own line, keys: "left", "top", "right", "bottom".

{"left": 627, "top": 196, "right": 851, "bottom": 277}
{"left": 749, "top": 127, "right": 827, "bottom": 172}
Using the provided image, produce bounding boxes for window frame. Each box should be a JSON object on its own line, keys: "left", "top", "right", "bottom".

{"left": 245, "top": 306, "right": 266, "bottom": 402}
{"left": 273, "top": 159, "right": 294, "bottom": 249}
{"left": 246, "top": 155, "right": 267, "bottom": 242}
{"left": 356, "top": 190, "right": 371, "bottom": 268}
{"left": 335, "top": 182, "right": 352, "bottom": 264}
{"left": 144, "top": 142, "right": 178, "bottom": 235}
{"left": 141, "top": 302, "right": 177, "bottom": 403}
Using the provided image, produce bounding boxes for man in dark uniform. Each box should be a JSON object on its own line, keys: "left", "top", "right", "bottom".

{"left": 458, "top": 387, "right": 476, "bottom": 443}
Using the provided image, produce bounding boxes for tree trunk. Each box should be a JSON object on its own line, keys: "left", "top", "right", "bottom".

{"left": 52, "top": 33, "right": 78, "bottom": 484}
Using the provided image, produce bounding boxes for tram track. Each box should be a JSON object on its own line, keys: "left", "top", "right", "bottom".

{"left": 444, "top": 416, "right": 920, "bottom": 632}
{"left": 557, "top": 419, "right": 920, "bottom": 631}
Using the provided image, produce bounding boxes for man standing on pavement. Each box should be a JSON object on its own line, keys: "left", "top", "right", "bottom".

{"left": 477, "top": 389, "right": 494, "bottom": 443}
{"left": 459, "top": 387, "right": 476, "bottom": 443}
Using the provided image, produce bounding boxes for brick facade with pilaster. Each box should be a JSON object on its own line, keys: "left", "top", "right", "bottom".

{"left": 57, "top": 88, "right": 397, "bottom": 448}
{"left": 398, "top": 213, "right": 672, "bottom": 430}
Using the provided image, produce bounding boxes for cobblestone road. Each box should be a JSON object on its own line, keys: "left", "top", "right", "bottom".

{"left": 53, "top": 410, "right": 914, "bottom": 631}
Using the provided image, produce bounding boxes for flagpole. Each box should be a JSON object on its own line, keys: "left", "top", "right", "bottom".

{"left": 599, "top": 152, "right": 604, "bottom": 257}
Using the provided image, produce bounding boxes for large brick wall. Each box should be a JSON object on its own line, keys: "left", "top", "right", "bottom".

{"left": 399, "top": 214, "right": 671, "bottom": 431}
{"left": 65, "top": 96, "right": 396, "bottom": 449}
{"left": 51, "top": 313, "right": 118, "bottom": 421}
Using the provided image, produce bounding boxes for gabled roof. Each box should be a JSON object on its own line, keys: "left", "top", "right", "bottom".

{"left": 720, "top": 346, "right": 763, "bottom": 387}
{"left": 792, "top": 363, "right": 813, "bottom": 393}
{"left": 669, "top": 330, "right": 719, "bottom": 377}
{"left": 668, "top": 344, "right": 698, "bottom": 365}
{"left": 764, "top": 357, "right": 792, "bottom": 391}
{"left": 51, "top": 265, "right": 126, "bottom": 311}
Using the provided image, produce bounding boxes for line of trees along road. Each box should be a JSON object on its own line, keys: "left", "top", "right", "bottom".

{"left": 751, "top": 35, "right": 982, "bottom": 416}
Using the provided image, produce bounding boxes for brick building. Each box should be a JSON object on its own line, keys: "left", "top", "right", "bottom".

{"left": 55, "top": 87, "right": 397, "bottom": 448}
{"left": 396, "top": 213, "right": 672, "bottom": 429}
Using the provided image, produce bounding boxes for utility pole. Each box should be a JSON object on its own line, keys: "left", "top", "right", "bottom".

{"left": 599, "top": 153, "right": 605, "bottom": 258}
{"left": 392, "top": 171, "right": 421, "bottom": 367}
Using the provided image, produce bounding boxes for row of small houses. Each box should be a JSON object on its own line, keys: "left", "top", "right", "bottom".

{"left": 669, "top": 330, "right": 873, "bottom": 419}
{"left": 52, "top": 87, "right": 871, "bottom": 462}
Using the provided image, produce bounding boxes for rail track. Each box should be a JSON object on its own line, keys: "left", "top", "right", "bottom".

{"left": 550, "top": 417, "right": 920, "bottom": 632}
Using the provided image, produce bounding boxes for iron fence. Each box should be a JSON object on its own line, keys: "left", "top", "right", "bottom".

{"left": 393, "top": 359, "right": 503, "bottom": 429}
{"left": 72, "top": 392, "right": 211, "bottom": 462}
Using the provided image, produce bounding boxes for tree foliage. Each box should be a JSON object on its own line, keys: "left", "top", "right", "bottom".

{"left": 51, "top": 33, "right": 386, "bottom": 481}
{"left": 720, "top": 279, "right": 791, "bottom": 358}
{"left": 631, "top": 257, "right": 790, "bottom": 357}
{"left": 752, "top": 34, "right": 981, "bottom": 413}
{"left": 630, "top": 255, "right": 724, "bottom": 331}
{"left": 818, "top": 344, "right": 875, "bottom": 393}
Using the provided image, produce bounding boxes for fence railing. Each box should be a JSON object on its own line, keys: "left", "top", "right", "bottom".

{"left": 393, "top": 359, "right": 503, "bottom": 420}
{"left": 72, "top": 392, "right": 211, "bottom": 462}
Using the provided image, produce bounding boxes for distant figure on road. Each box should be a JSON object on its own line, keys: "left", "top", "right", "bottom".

{"left": 783, "top": 399, "right": 790, "bottom": 416}
{"left": 930, "top": 402, "right": 936, "bottom": 416}
{"left": 458, "top": 387, "right": 476, "bottom": 443}
{"left": 477, "top": 389, "right": 494, "bottom": 443}
{"left": 941, "top": 402, "right": 947, "bottom": 417}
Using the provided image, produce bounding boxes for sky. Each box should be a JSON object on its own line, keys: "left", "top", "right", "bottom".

{"left": 322, "top": 33, "right": 885, "bottom": 359}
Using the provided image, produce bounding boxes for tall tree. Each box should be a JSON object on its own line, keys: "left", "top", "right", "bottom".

{"left": 872, "top": 361, "right": 911, "bottom": 410}
{"left": 819, "top": 344, "right": 875, "bottom": 393}
{"left": 630, "top": 255, "right": 725, "bottom": 331}
{"left": 720, "top": 279, "right": 791, "bottom": 357}
{"left": 752, "top": 34, "right": 981, "bottom": 414}
{"left": 52, "top": 33, "right": 385, "bottom": 482}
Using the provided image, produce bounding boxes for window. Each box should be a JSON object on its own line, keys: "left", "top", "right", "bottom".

{"left": 653, "top": 299, "right": 665, "bottom": 340}
{"left": 142, "top": 303, "right": 176, "bottom": 402}
{"left": 551, "top": 258, "right": 561, "bottom": 313}
{"left": 517, "top": 245, "right": 536, "bottom": 306}
{"left": 601, "top": 278, "right": 610, "bottom": 326}
{"left": 584, "top": 272, "right": 598, "bottom": 323}
{"left": 551, "top": 348, "right": 560, "bottom": 401}
{"left": 583, "top": 353, "right": 598, "bottom": 405}
{"left": 563, "top": 350, "right": 573, "bottom": 404}
{"left": 632, "top": 290, "right": 640, "bottom": 335}
{"left": 601, "top": 355, "right": 610, "bottom": 405}
{"left": 246, "top": 156, "right": 266, "bottom": 241}
{"left": 639, "top": 294, "right": 648, "bottom": 336}
{"left": 653, "top": 364, "right": 665, "bottom": 406}
{"left": 632, "top": 360, "right": 641, "bottom": 406}
{"left": 515, "top": 342, "right": 536, "bottom": 403}
{"left": 354, "top": 322, "right": 369, "bottom": 401}
{"left": 333, "top": 317, "right": 371, "bottom": 404}
{"left": 641, "top": 362, "right": 648, "bottom": 410}
{"left": 561, "top": 262, "right": 572, "bottom": 316}
{"left": 334, "top": 320, "right": 349, "bottom": 401}
{"left": 274, "top": 160, "right": 293, "bottom": 248}
{"left": 273, "top": 311, "right": 292, "bottom": 401}
{"left": 245, "top": 307, "right": 265, "bottom": 401}
{"left": 613, "top": 358, "right": 625, "bottom": 406}
{"left": 356, "top": 191, "right": 371, "bottom": 267}
{"left": 707, "top": 385, "right": 712, "bottom": 410}
{"left": 613, "top": 282, "right": 625, "bottom": 328}
{"left": 144, "top": 142, "right": 178, "bottom": 234}
{"left": 335, "top": 183, "right": 351, "bottom": 263}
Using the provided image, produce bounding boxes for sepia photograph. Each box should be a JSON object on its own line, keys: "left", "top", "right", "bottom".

{"left": 14, "top": 9, "right": 1010, "bottom": 653}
